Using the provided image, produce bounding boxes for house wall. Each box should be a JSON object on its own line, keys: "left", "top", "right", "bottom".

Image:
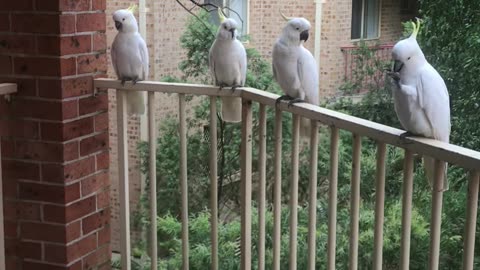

{"left": 106, "top": 0, "right": 409, "bottom": 252}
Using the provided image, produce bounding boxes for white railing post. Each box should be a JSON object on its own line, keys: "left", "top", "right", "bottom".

{"left": 257, "top": 104, "right": 267, "bottom": 270}
{"left": 240, "top": 99, "right": 253, "bottom": 270}
{"left": 307, "top": 120, "right": 319, "bottom": 270}
{"left": 373, "top": 142, "right": 387, "bottom": 270}
{"left": 327, "top": 127, "right": 340, "bottom": 270}
{"left": 272, "top": 109, "right": 283, "bottom": 270}
{"left": 428, "top": 160, "right": 446, "bottom": 270}
{"left": 210, "top": 96, "right": 219, "bottom": 270}
{"left": 462, "top": 170, "right": 480, "bottom": 270}
{"left": 0, "top": 137, "right": 4, "bottom": 270}
{"left": 0, "top": 83, "right": 17, "bottom": 270}
{"left": 400, "top": 150, "right": 414, "bottom": 270}
{"left": 148, "top": 92, "right": 157, "bottom": 270}
{"left": 179, "top": 94, "right": 189, "bottom": 270}
{"left": 349, "top": 134, "right": 362, "bottom": 270}
{"left": 117, "top": 90, "right": 131, "bottom": 270}
{"left": 289, "top": 114, "right": 301, "bottom": 270}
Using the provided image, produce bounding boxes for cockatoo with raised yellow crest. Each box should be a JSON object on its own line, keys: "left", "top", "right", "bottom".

{"left": 272, "top": 12, "right": 319, "bottom": 138}
{"left": 111, "top": 4, "right": 149, "bottom": 115}
{"left": 388, "top": 19, "right": 451, "bottom": 191}
{"left": 209, "top": 9, "right": 247, "bottom": 123}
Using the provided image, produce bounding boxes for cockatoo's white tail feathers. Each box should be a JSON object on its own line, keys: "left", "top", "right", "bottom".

{"left": 299, "top": 117, "right": 311, "bottom": 139}
{"left": 423, "top": 156, "right": 448, "bottom": 191}
{"left": 220, "top": 96, "right": 242, "bottom": 123}
{"left": 126, "top": 91, "right": 145, "bottom": 116}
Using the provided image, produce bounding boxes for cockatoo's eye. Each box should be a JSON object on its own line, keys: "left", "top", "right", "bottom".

{"left": 407, "top": 57, "right": 411, "bottom": 60}
{"left": 296, "top": 27, "right": 300, "bottom": 31}
{"left": 122, "top": 18, "right": 125, "bottom": 21}
{"left": 224, "top": 26, "right": 227, "bottom": 29}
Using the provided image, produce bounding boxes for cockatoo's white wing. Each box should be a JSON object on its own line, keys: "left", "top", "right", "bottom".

{"left": 111, "top": 38, "right": 119, "bottom": 77}
{"left": 298, "top": 46, "right": 319, "bottom": 106}
{"left": 416, "top": 65, "right": 451, "bottom": 142}
{"left": 208, "top": 46, "right": 217, "bottom": 85}
{"left": 297, "top": 46, "right": 319, "bottom": 138}
{"left": 239, "top": 43, "right": 247, "bottom": 86}
{"left": 139, "top": 37, "right": 149, "bottom": 80}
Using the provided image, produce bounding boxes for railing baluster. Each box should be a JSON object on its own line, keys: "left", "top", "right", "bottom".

{"left": 148, "top": 92, "right": 157, "bottom": 270}
{"left": 273, "top": 109, "right": 283, "bottom": 270}
{"left": 240, "top": 99, "right": 253, "bottom": 270}
{"left": 327, "top": 127, "right": 340, "bottom": 270}
{"left": 289, "top": 114, "right": 301, "bottom": 270}
{"left": 307, "top": 120, "right": 319, "bottom": 270}
{"left": 257, "top": 104, "right": 267, "bottom": 270}
{"left": 428, "top": 160, "right": 446, "bottom": 270}
{"left": 117, "top": 90, "right": 131, "bottom": 270}
{"left": 400, "top": 150, "right": 414, "bottom": 270}
{"left": 373, "top": 142, "right": 387, "bottom": 270}
{"left": 179, "top": 94, "right": 189, "bottom": 270}
{"left": 462, "top": 170, "right": 480, "bottom": 270}
{"left": 210, "top": 96, "right": 218, "bottom": 270}
{"left": 349, "top": 134, "right": 362, "bottom": 270}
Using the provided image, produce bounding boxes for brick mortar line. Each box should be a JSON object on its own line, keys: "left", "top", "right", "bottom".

{"left": 0, "top": 31, "right": 105, "bottom": 37}
{"left": 0, "top": 72, "right": 107, "bottom": 81}
{"left": 16, "top": 167, "right": 108, "bottom": 186}
{"left": 4, "top": 130, "right": 107, "bottom": 144}
{"left": 0, "top": 52, "right": 105, "bottom": 59}
{"left": 1, "top": 150, "right": 108, "bottom": 166}
{"left": 13, "top": 92, "right": 107, "bottom": 102}
{"left": 0, "top": 11, "right": 104, "bottom": 15}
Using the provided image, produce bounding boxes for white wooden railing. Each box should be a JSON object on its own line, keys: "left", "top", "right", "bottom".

{"left": 94, "top": 78, "right": 480, "bottom": 270}
{"left": 0, "top": 83, "right": 17, "bottom": 270}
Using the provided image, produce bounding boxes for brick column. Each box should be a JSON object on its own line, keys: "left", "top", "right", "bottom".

{"left": 0, "top": 1, "right": 110, "bottom": 269}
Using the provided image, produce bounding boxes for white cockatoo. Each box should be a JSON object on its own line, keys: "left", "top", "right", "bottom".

{"left": 209, "top": 9, "right": 247, "bottom": 123}
{"left": 388, "top": 19, "right": 451, "bottom": 191}
{"left": 111, "top": 5, "right": 149, "bottom": 115}
{"left": 272, "top": 13, "right": 319, "bottom": 137}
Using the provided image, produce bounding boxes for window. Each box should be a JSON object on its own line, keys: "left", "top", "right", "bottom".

{"left": 401, "top": 0, "right": 417, "bottom": 14}
{"left": 224, "top": 0, "right": 248, "bottom": 37}
{"left": 207, "top": 0, "right": 248, "bottom": 37}
{"left": 351, "top": 0, "right": 380, "bottom": 40}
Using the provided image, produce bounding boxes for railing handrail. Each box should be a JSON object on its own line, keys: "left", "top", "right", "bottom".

{"left": 95, "top": 78, "right": 480, "bottom": 171}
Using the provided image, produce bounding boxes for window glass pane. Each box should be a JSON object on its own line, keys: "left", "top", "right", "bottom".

{"left": 351, "top": 0, "right": 362, "bottom": 39}
{"left": 363, "top": 0, "right": 379, "bottom": 38}
{"left": 206, "top": 0, "right": 223, "bottom": 25}
{"left": 228, "top": 0, "right": 247, "bottom": 36}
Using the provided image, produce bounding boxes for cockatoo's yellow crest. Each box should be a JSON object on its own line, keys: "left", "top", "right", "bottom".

{"left": 280, "top": 10, "right": 293, "bottom": 21}
{"left": 218, "top": 8, "right": 226, "bottom": 23}
{"left": 411, "top": 17, "right": 421, "bottom": 39}
{"left": 127, "top": 4, "right": 138, "bottom": 14}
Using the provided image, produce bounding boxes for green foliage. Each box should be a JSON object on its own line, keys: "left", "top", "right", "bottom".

{"left": 178, "top": 11, "right": 216, "bottom": 82}
{"left": 130, "top": 3, "right": 480, "bottom": 269}
{"left": 417, "top": 0, "right": 480, "bottom": 151}
{"left": 129, "top": 201, "right": 429, "bottom": 270}
{"left": 339, "top": 41, "right": 392, "bottom": 94}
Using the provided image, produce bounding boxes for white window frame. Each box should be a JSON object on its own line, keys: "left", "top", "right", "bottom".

{"left": 351, "top": 0, "right": 382, "bottom": 41}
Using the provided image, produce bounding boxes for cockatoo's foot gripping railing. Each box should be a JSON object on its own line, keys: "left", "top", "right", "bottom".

{"left": 94, "top": 78, "right": 480, "bottom": 270}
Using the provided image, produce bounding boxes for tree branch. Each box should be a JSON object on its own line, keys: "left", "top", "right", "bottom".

{"left": 175, "top": 0, "right": 245, "bottom": 37}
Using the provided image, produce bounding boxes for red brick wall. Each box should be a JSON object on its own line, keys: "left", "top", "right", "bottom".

{"left": 0, "top": 1, "right": 110, "bottom": 269}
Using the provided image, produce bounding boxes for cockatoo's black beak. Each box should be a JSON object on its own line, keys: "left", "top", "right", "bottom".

{"left": 115, "top": 21, "right": 122, "bottom": 30}
{"left": 393, "top": 60, "right": 404, "bottom": 72}
{"left": 229, "top": 29, "right": 235, "bottom": 39}
{"left": 300, "top": 30, "right": 309, "bottom": 42}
